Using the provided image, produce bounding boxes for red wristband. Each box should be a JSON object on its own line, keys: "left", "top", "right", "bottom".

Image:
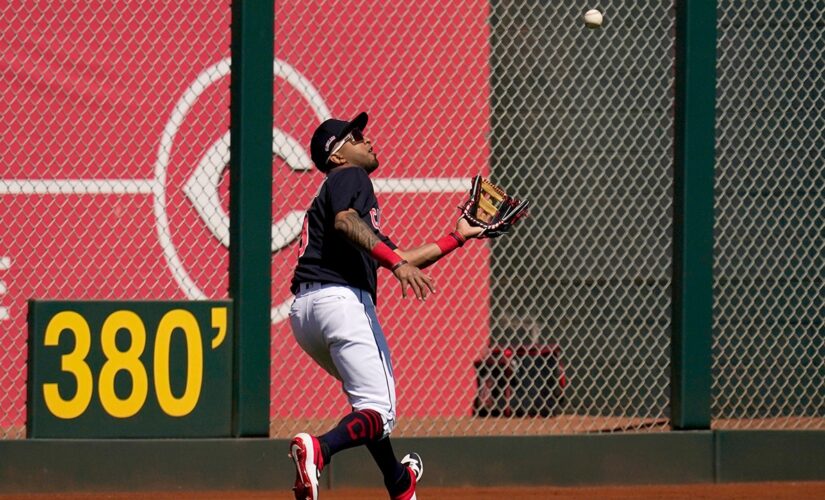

{"left": 436, "top": 231, "right": 466, "bottom": 255}
{"left": 371, "top": 241, "right": 404, "bottom": 269}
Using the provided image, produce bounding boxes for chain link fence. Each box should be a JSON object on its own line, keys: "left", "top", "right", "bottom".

{"left": 2, "top": 1, "right": 821, "bottom": 441}
{"left": 486, "top": 0, "right": 675, "bottom": 434}
{"left": 268, "top": 0, "right": 497, "bottom": 438}
{"left": 270, "top": 0, "right": 675, "bottom": 437}
{"left": 712, "top": 0, "right": 824, "bottom": 429}
{"left": 1, "top": 2, "right": 231, "bottom": 438}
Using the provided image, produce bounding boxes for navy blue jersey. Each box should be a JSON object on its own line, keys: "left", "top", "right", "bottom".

{"left": 291, "top": 166, "right": 396, "bottom": 300}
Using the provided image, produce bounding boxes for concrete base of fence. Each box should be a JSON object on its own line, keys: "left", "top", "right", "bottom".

{"left": 0, "top": 431, "right": 823, "bottom": 493}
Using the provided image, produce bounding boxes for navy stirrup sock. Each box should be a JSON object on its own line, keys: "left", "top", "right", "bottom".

{"left": 367, "top": 436, "right": 409, "bottom": 494}
{"left": 318, "top": 409, "right": 384, "bottom": 463}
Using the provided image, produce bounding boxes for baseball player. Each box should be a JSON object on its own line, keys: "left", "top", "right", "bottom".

{"left": 288, "top": 112, "right": 484, "bottom": 500}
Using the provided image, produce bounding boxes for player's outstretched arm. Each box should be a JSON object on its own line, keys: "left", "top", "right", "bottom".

{"left": 334, "top": 209, "right": 435, "bottom": 300}
{"left": 394, "top": 217, "right": 484, "bottom": 270}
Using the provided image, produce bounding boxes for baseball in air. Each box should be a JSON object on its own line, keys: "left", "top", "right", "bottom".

{"left": 583, "top": 9, "right": 603, "bottom": 29}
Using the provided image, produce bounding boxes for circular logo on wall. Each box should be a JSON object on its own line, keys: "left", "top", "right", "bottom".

{"left": 152, "top": 58, "right": 330, "bottom": 322}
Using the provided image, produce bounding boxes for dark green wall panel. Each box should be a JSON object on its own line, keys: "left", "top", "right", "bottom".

{"left": 2, "top": 433, "right": 823, "bottom": 494}
{"left": 332, "top": 433, "right": 713, "bottom": 487}
{"left": 715, "top": 431, "right": 825, "bottom": 482}
{"left": 0, "top": 439, "right": 283, "bottom": 493}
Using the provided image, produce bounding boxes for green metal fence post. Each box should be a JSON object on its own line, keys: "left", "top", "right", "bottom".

{"left": 671, "top": 0, "right": 717, "bottom": 430}
{"left": 229, "top": 0, "right": 273, "bottom": 437}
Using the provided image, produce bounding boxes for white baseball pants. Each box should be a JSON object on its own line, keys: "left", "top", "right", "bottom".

{"left": 289, "top": 282, "right": 397, "bottom": 435}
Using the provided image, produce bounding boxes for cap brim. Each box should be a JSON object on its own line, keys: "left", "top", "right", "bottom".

{"left": 342, "top": 112, "right": 368, "bottom": 136}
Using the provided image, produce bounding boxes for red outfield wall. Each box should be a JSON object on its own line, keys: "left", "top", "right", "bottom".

{"left": 0, "top": 1, "right": 491, "bottom": 430}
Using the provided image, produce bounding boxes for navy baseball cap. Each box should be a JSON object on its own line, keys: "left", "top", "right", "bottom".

{"left": 310, "top": 112, "right": 369, "bottom": 171}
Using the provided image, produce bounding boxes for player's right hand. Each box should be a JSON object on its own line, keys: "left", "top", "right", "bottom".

{"left": 392, "top": 263, "right": 435, "bottom": 300}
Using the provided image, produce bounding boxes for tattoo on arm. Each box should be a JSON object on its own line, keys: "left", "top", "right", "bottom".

{"left": 334, "top": 210, "right": 381, "bottom": 251}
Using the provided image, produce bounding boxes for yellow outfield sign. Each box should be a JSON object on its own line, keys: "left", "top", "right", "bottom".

{"left": 27, "top": 300, "right": 233, "bottom": 438}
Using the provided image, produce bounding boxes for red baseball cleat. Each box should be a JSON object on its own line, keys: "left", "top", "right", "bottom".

{"left": 392, "top": 452, "right": 423, "bottom": 500}
{"left": 289, "top": 433, "right": 324, "bottom": 500}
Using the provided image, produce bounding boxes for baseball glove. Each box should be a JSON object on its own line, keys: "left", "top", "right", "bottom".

{"left": 460, "top": 175, "right": 529, "bottom": 238}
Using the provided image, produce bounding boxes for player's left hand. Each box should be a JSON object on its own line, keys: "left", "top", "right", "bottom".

{"left": 456, "top": 216, "right": 485, "bottom": 239}
{"left": 392, "top": 262, "right": 435, "bottom": 301}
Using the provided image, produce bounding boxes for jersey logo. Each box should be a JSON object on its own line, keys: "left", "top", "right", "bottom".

{"left": 369, "top": 208, "right": 380, "bottom": 230}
